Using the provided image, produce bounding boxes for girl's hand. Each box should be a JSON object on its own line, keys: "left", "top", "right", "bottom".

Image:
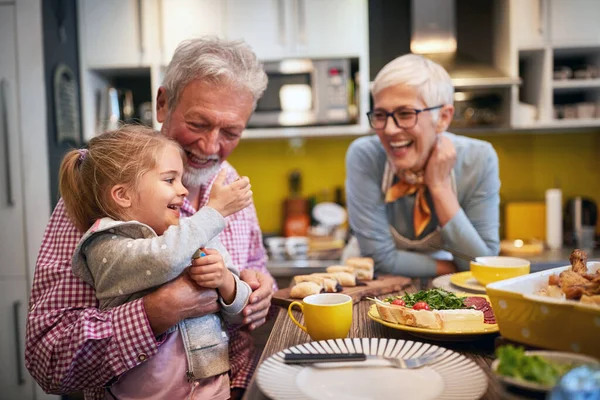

{"left": 188, "top": 248, "right": 236, "bottom": 303}
{"left": 424, "top": 135, "right": 456, "bottom": 194}
{"left": 207, "top": 170, "right": 252, "bottom": 217}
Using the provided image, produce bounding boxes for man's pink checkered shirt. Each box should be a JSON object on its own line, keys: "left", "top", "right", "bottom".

{"left": 25, "top": 162, "right": 273, "bottom": 399}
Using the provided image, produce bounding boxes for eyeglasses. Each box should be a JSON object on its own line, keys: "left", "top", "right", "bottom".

{"left": 366, "top": 105, "right": 444, "bottom": 130}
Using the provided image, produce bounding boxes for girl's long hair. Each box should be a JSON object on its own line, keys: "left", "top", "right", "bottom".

{"left": 59, "top": 125, "right": 183, "bottom": 232}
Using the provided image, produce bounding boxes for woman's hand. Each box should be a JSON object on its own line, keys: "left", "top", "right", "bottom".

{"left": 424, "top": 135, "right": 459, "bottom": 227}
{"left": 424, "top": 135, "right": 456, "bottom": 194}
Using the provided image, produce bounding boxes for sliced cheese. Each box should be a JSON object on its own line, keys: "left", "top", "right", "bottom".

{"left": 437, "top": 309, "right": 484, "bottom": 331}
{"left": 376, "top": 303, "right": 484, "bottom": 331}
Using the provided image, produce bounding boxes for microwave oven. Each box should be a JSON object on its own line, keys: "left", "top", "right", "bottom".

{"left": 247, "top": 58, "right": 358, "bottom": 128}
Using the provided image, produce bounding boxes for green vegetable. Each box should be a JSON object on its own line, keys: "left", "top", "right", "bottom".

{"left": 496, "top": 345, "right": 574, "bottom": 386}
{"left": 384, "top": 288, "right": 467, "bottom": 310}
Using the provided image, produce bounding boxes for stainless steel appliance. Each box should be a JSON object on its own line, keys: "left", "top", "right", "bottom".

{"left": 248, "top": 58, "right": 357, "bottom": 128}
{"left": 564, "top": 197, "right": 598, "bottom": 248}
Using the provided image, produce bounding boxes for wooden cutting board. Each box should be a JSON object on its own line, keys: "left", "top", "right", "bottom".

{"left": 272, "top": 275, "right": 413, "bottom": 308}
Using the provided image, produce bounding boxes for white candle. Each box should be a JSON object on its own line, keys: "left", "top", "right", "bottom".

{"left": 545, "top": 189, "right": 563, "bottom": 250}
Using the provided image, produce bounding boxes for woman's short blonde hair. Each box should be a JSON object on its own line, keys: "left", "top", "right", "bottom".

{"left": 372, "top": 54, "right": 454, "bottom": 116}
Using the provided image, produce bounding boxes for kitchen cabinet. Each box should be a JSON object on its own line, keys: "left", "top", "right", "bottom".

{"left": 506, "top": 0, "right": 600, "bottom": 129}
{"left": 225, "top": 0, "right": 367, "bottom": 60}
{"left": 298, "top": 0, "right": 366, "bottom": 58}
{"left": 0, "top": 3, "right": 52, "bottom": 398}
{"left": 549, "top": 0, "right": 600, "bottom": 47}
{"left": 0, "top": 5, "right": 27, "bottom": 279}
{"left": 78, "top": 0, "right": 160, "bottom": 68}
{"left": 510, "top": 0, "right": 548, "bottom": 50}
{"left": 160, "top": 0, "right": 225, "bottom": 65}
{"left": 225, "top": 0, "right": 293, "bottom": 60}
{"left": 0, "top": 278, "right": 32, "bottom": 400}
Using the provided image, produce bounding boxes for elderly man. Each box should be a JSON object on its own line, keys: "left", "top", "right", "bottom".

{"left": 26, "top": 37, "right": 275, "bottom": 400}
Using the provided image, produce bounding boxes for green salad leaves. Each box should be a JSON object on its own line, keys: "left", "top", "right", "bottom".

{"left": 385, "top": 288, "right": 467, "bottom": 310}
{"left": 496, "top": 345, "right": 573, "bottom": 386}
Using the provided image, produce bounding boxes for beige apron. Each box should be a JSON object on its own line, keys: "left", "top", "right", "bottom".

{"left": 342, "top": 161, "right": 456, "bottom": 263}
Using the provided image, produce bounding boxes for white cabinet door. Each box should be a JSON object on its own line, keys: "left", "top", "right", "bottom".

{"left": 0, "top": 5, "right": 27, "bottom": 279}
{"left": 225, "top": 0, "right": 293, "bottom": 61}
{"left": 511, "top": 0, "right": 547, "bottom": 49}
{"left": 550, "top": 0, "right": 600, "bottom": 46}
{"left": 0, "top": 278, "right": 33, "bottom": 399}
{"left": 79, "top": 0, "right": 159, "bottom": 68}
{"left": 296, "top": 0, "right": 366, "bottom": 57}
{"left": 226, "top": 0, "right": 366, "bottom": 60}
{"left": 160, "top": 0, "right": 225, "bottom": 65}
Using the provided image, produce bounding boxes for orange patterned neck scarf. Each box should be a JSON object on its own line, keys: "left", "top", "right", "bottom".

{"left": 385, "top": 176, "right": 431, "bottom": 237}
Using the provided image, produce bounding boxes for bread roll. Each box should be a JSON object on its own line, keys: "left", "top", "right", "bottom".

{"left": 313, "top": 272, "right": 356, "bottom": 287}
{"left": 345, "top": 257, "right": 374, "bottom": 281}
{"left": 345, "top": 257, "right": 374, "bottom": 270}
{"left": 290, "top": 282, "right": 322, "bottom": 299}
{"left": 321, "top": 278, "right": 340, "bottom": 293}
{"left": 326, "top": 265, "right": 356, "bottom": 275}
{"left": 292, "top": 275, "right": 339, "bottom": 293}
{"left": 376, "top": 303, "right": 442, "bottom": 330}
{"left": 292, "top": 274, "right": 324, "bottom": 286}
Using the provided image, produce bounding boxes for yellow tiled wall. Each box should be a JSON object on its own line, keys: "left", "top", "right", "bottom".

{"left": 228, "top": 131, "right": 600, "bottom": 235}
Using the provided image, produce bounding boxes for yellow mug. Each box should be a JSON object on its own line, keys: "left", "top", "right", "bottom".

{"left": 287, "top": 293, "right": 352, "bottom": 341}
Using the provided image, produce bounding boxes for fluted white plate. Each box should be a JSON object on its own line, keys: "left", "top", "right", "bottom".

{"left": 256, "top": 338, "right": 488, "bottom": 400}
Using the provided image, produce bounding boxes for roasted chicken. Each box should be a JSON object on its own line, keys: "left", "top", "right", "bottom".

{"left": 543, "top": 249, "right": 600, "bottom": 303}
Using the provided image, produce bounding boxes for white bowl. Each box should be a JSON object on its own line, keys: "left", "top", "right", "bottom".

{"left": 491, "top": 350, "right": 599, "bottom": 392}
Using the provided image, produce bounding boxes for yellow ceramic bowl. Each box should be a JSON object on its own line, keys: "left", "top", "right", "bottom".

{"left": 470, "top": 256, "right": 530, "bottom": 286}
{"left": 486, "top": 263, "right": 600, "bottom": 358}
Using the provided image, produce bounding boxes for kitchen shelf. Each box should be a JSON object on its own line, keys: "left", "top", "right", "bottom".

{"left": 545, "top": 118, "right": 600, "bottom": 128}
{"left": 553, "top": 79, "right": 600, "bottom": 91}
{"left": 241, "top": 124, "right": 370, "bottom": 140}
{"left": 452, "top": 76, "right": 521, "bottom": 89}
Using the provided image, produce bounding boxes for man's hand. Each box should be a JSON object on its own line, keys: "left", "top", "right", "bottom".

{"left": 240, "top": 270, "right": 274, "bottom": 330}
{"left": 142, "top": 271, "right": 219, "bottom": 336}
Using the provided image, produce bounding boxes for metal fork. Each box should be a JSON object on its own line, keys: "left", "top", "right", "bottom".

{"left": 372, "top": 351, "right": 445, "bottom": 369}
{"left": 286, "top": 350, "right": 445, "bottom": 369}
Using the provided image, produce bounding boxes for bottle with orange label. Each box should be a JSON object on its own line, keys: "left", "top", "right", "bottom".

{"left": 283, "top": 170, "right": 310, "bottom": 237}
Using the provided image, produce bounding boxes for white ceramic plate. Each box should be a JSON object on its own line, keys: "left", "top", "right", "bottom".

{"left": 491, "top": 350, "right": 600, "bottom": 392}
{"left": 256, "top": 338, "right": 488, "bottom": 400}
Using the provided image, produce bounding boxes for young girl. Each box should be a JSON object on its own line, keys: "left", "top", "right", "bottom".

{"left": 59, "top": 125, "right": 252, "bottom": 399}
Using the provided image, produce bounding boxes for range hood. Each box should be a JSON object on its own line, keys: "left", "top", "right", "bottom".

{"left": 411, "top": 0, "right": 520, "bottom": 89}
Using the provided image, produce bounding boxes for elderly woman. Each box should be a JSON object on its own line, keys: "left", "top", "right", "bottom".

{"left": 345, "top": 54, "right": 500, "bottom": 277}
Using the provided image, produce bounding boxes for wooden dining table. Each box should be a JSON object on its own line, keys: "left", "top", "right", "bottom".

{"left": 243, "top": 282, "right": 545, "bottom": 400}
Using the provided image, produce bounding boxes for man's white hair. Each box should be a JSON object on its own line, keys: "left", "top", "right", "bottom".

{"left": 163, "top": 36, "right": 268, "bottom": 110}
{"left": 372, "top": 54, "right": 454, "bottom": 120}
